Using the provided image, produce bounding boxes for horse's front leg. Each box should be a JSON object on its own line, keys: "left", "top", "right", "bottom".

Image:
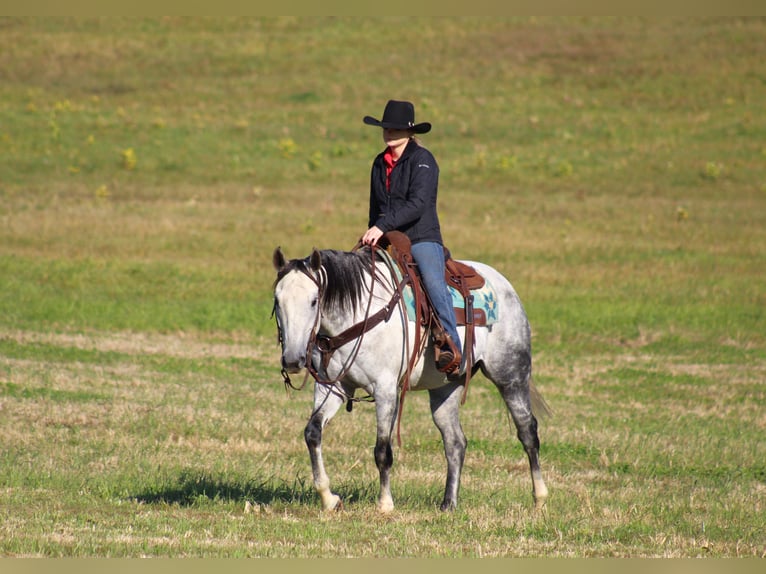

{"left": 374, "top": 386, "right": 399, "bottom": 513}
{"left": 305, "top": 383, "right": 346, "bottom": 511}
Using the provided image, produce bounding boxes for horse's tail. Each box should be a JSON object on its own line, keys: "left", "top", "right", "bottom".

{"left": 530, "top": 380, "right": 552, "bottom": 419}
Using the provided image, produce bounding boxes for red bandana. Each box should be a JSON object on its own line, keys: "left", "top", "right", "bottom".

{"left": 383, "top": 148, "right": 397, "bottom": 191}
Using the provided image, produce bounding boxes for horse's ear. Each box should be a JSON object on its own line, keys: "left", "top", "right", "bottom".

{"left": 273, "top": 247, "right": 286, "bottom": 271}
{"left": 310, "top": 248, "right": 322, "bottom": 271}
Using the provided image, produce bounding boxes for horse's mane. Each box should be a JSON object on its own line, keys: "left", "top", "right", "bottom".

{"left": 320, "top": 249, "right": 376, "bottom": 314}
{"left": 275, "top": 248, "right": 378, "bottom": 315}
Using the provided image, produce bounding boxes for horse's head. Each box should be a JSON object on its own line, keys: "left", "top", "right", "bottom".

{"left": 272, "top": 247, "right": 323, "bottom": 373}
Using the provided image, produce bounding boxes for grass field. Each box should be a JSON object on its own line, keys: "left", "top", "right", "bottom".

{"left": 0, "top": 17, "right": 764, "bottom": 557}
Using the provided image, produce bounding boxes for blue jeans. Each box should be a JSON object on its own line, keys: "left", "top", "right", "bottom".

{"left": 410, "top": 241, "right": 461, "bottom": 350}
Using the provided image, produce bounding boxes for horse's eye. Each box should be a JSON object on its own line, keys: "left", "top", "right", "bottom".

{"left": 311, "top": 297, "right": 318, "bottom": 308}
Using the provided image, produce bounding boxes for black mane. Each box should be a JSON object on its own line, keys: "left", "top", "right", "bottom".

{"left": 319, "top": 249, "right": 375, "bottom": 314}
{"left": 275, "top": 248, "right": 378, "bottom": 315}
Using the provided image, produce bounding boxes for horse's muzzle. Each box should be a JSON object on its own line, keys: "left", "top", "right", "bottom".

{"left": 281, "top": 354, "right": 305, "bottom": 373}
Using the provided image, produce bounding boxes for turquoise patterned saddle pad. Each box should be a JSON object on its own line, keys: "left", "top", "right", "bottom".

{"left": 448, "top": 277, "right": 498, "bottom": 324}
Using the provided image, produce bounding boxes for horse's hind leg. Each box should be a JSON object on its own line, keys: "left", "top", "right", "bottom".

{"left": 429, "top": 381, "right": 467, "bottom": 511}
{"left": 488, "top": 350, "right": 548, "bottom": 509}
{"left": 305, "top": 384, "right": 346, "bottom": 511}
{"left": 509, "top": 397, "right": 548, "bottom": 509}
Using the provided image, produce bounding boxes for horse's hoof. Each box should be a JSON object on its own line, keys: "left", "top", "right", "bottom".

{"left": 377, "top": 498, "right": 395, "bottom": 514}
{"left": 322, "top": 494, "right": 343, "bottom": 512}
{"left": 533, "top": 481, "right": 549, "bottom": 511}
{"left": 439, "top": 500, "right": 457, "bottom": 512}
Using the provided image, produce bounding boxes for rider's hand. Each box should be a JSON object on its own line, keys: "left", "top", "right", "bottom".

{"left": 361, "top": 226, "right": 384, "bottom": 246}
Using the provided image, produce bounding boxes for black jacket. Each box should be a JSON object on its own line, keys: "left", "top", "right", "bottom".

{"left": 368, "top": 140, "right": 443, "bottom": 245}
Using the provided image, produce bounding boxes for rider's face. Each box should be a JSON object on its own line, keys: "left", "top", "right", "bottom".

{"left": 383, "top": 128, "right": 412, "bottom": 157}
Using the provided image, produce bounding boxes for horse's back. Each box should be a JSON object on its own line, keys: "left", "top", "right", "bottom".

{"left": 458, "top": 259, "right": 531, "bottom": 350}
{"left": 459, "top": 260, "right": 526, "bottom": 312}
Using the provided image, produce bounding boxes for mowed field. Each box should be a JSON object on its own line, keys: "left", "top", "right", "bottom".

{"left": 0, "top": 17, "right": 764, "bottom": 557}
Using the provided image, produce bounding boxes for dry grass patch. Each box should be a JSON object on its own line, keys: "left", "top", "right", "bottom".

{"left": 2, "top": 329, "right": 276, "bottom": 362}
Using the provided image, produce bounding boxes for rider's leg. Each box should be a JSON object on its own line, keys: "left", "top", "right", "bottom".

{"left": 410, "top": 241, "right": 461, "bottom": 371}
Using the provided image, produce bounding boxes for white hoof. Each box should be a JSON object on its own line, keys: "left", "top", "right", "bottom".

{"left": 533, "top": 486, "right": 549, "bottom": 510}
{"left": 322, "top": 493, "right": 343, "bottom": 512}
{"left": 533, "top": 476, "right": 548, "bottom": 510}
{"left": 377, "top": 497, "right": 395, "bottom": 514}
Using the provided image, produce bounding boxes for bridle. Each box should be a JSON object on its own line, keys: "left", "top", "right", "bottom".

{"left": 272, "top": 263, "right": 324, "bottom": 392}
{"left": 272, "top": 246, "right": 412, "bottom": 402}
{"left": 273, "top": 244, "right": 432, "bottom": 444}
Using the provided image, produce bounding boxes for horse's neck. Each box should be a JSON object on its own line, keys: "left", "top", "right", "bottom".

{"left": 320, "top": 268, "right": 395, "bottom": 336}
{"left": 318, "top": 310, "right": 350, "bottom": 337}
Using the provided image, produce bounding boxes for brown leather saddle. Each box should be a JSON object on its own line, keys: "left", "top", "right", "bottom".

{"left": 378, "top": 231, "right": 484, "bottom": 401}
{"left": 380, "top": 231, "right": 487, "bottom": 328}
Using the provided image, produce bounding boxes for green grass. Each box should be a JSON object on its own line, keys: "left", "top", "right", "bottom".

{"left": 0, "top": 17, "right": 765, "bottom": 557}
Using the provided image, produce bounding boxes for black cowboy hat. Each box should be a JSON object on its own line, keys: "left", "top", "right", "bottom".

{"left": 363, "top": 100, "right": 431, "bottom": 134}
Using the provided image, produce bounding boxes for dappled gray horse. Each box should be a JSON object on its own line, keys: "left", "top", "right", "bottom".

{"left": 272, "top": 246, "right": 548, "bottom": 512}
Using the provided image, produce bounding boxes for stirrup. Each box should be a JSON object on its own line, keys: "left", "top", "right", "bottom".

{"left": 435, "top": 338, "right": 461, "bottom": 374}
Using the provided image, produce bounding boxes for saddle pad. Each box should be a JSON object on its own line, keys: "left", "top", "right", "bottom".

{"left": 379, "top": 250, "right": 498, "bottom": 326}
{"left": 449, "top": 277, "right": 498, "bottom": 324}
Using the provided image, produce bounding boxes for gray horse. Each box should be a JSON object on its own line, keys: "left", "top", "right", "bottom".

{"left": 272, "top": 246, "right": 548, "bottom": 512}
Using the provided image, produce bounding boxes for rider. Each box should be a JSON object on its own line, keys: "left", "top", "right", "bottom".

{"left": 360, "top": 99, "right": 461, "bottom": 374}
